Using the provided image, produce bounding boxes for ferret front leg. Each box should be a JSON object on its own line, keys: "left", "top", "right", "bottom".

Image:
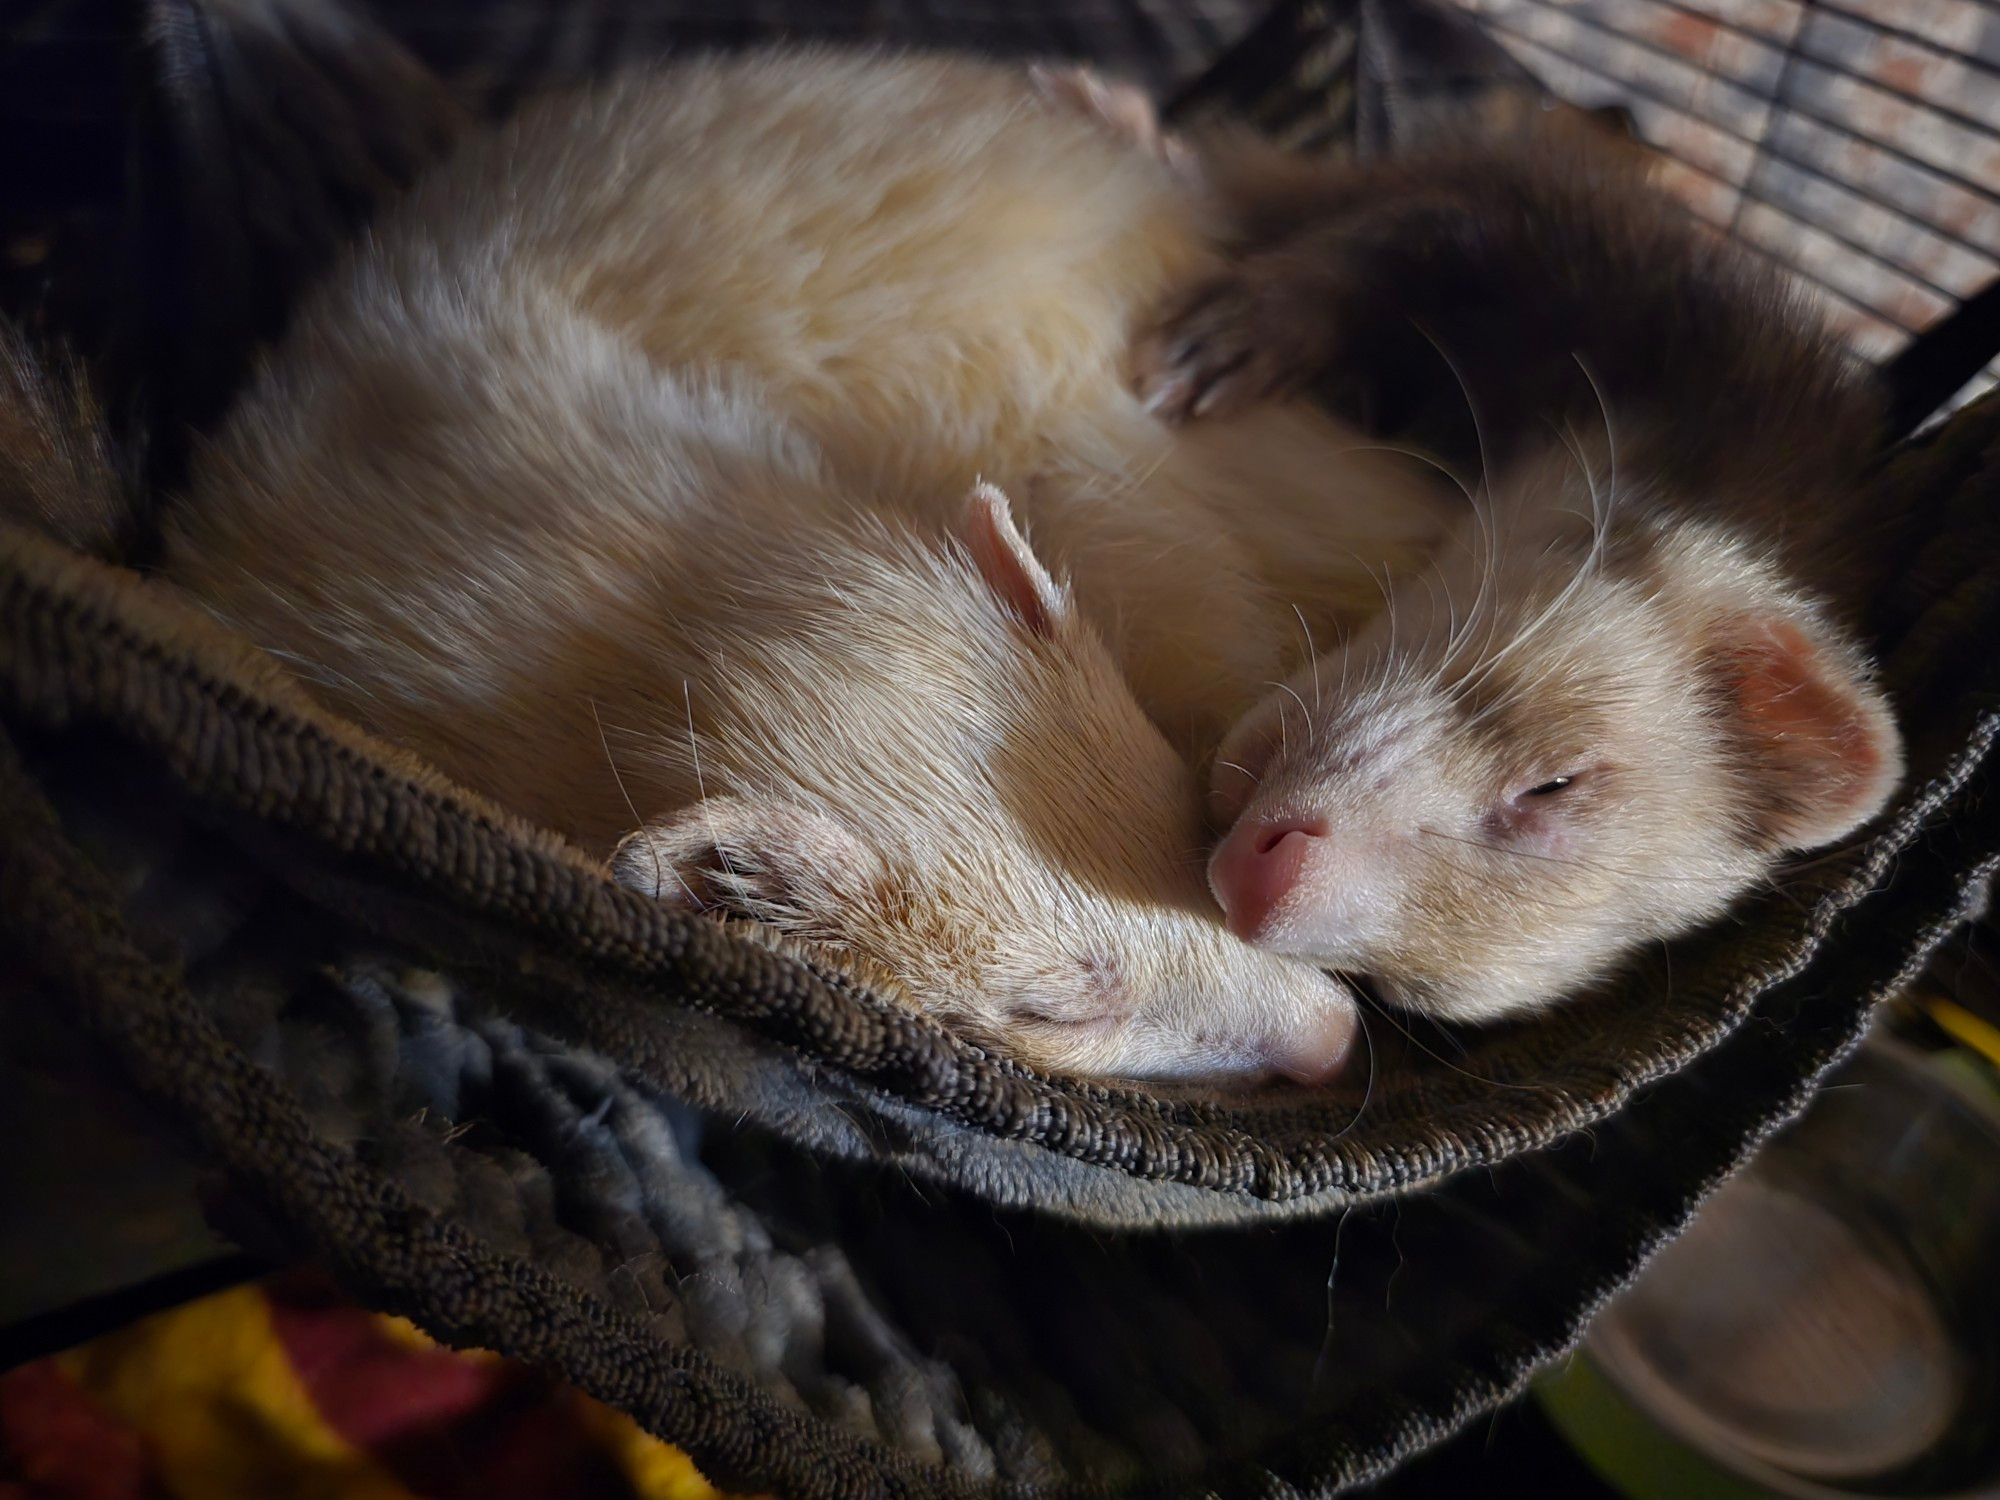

{"left": 1130, "top": 183, "right": 1477, "bottom": 429}
{"left": 1129, "top": 248, "right": 1349, "bottom": 424}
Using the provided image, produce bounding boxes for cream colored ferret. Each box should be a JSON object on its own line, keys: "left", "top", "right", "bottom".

{"left": 1128, "top": 105, "right": 1906, "bottom": 1024}
{"left": 164, "top": 50, "right": 1453, "bottom": 1081}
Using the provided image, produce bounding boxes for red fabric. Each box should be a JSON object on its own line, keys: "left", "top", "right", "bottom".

{"left": 0, "top": 1362, "right": 159, "bottom": 1500}
{"left": 0, "top": 1271, "right": 652, "bottom": 1500}
{"left": 262, "top": 1276, "right": 502, "bottom": 1450}
{"left": 263, "top": 1273, "right": 640, "bottom": 1500}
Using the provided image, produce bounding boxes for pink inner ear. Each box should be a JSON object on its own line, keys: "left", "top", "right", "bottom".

{"left": 959, "top": 482, "right": 1067, "bottom": 638}
{"left": 1726, "top": 617, "right": 1898, "bottom": 850}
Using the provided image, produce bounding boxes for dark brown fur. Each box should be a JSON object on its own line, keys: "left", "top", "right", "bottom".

{"left": 0, "top": 322, "right": 134, "bottom": 559}
{"left": 1134, "top": 118, "right": 1889, "bottom": 598}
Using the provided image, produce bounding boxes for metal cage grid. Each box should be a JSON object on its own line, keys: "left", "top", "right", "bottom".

{"left": 1451, "top": 0, "right": 2000, "bottom": 416}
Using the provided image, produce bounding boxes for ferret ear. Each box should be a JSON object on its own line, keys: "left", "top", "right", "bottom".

{"left": 958, "top": 481, "right": 1071, "bottom": 639}
{"left": 1708, "top": 614, "right": 1904, "bottom": 853}
{"left": 1027, "top": 64, "right": 1191, "bottom": 174}
{"left": 612, "top": 795, "right": 885, "bottom": 927}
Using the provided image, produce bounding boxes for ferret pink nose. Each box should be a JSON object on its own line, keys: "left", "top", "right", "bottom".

{"left": 1209, "top": 817, "right": 1325, "bottom": 942}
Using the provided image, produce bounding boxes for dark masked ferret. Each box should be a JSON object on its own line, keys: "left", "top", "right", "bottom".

{"left": 163, "top": 49, "right": 1436, "bottom": 1082}
{"left": 1129, "top": 112, "right": 1904, "bottom": 1025}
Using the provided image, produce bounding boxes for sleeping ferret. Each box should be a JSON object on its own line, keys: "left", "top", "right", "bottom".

{"left": 1125, "top": 100, "right": 1905, "bottom": 1023}
{"left": 162, "top": 49, "right": 1466, "bottom": 1082}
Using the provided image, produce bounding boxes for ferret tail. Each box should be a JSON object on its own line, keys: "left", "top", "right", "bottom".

{"left": 0, "top": 320, "right": 137, "bottom": 562}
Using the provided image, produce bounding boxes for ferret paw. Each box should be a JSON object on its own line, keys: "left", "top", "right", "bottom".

{"left": 1028, "top": 64, "right": 1188, "bottom": 170}
{"left": 1130, "top": 273, "right": 1323, "bottom": 424}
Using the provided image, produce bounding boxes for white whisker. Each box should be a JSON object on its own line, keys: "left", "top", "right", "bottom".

{"left": 594, "top": 696, "right": 698, "bottom": 905}
{"left": 684, "top": 678, "right": 739, "bottom": 891}
{"left": 1292, "top": 603, "right": 1322, "bottom": 710}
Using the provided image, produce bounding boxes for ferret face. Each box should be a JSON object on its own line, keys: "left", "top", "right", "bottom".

{"left": 1206, "top": 477, "right": 1903, "bottom": 1023}
{"left": 616, "top": 488, "right": 1359, "bottom": 1085}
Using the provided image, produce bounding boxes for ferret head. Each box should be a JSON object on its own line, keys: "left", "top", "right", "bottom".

{"left": 614, "top": 485, "right": 1358, "bottom": 1085}
{"left": 1207, "top": 464, "right": 1904, "bottom": 1023}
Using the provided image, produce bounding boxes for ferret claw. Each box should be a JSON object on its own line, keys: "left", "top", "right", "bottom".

{"left": 1130, "top": 269, "right": 1329, "bottom": 425}
{"left": 1130, "top": 285, "right": 1274, "bottom": 423}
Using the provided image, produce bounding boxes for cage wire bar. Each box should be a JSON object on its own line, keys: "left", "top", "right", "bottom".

{"left": 1450, "top": 0, "right": 2000, "bottom": 419}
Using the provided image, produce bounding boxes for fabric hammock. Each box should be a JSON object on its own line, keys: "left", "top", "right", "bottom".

{"left": 4, "top": 0, "right": 1999, "bottom": 1494}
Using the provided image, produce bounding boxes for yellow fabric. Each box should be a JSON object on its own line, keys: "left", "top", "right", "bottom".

{"left": 40, "top": 1278, "right": 738, "bottom": 1500}
{"left": 55, "top": 1284, "right": 420, "bottom": 1500}
{"left": 1919, "top": 992, "right": 2000, "bottom": 1072}
{"left": 576, "top": 1397, "right": 743, "bottom": 1500}
{"left": 369, "top": 1311, "right": 499, "bottom": 1361}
